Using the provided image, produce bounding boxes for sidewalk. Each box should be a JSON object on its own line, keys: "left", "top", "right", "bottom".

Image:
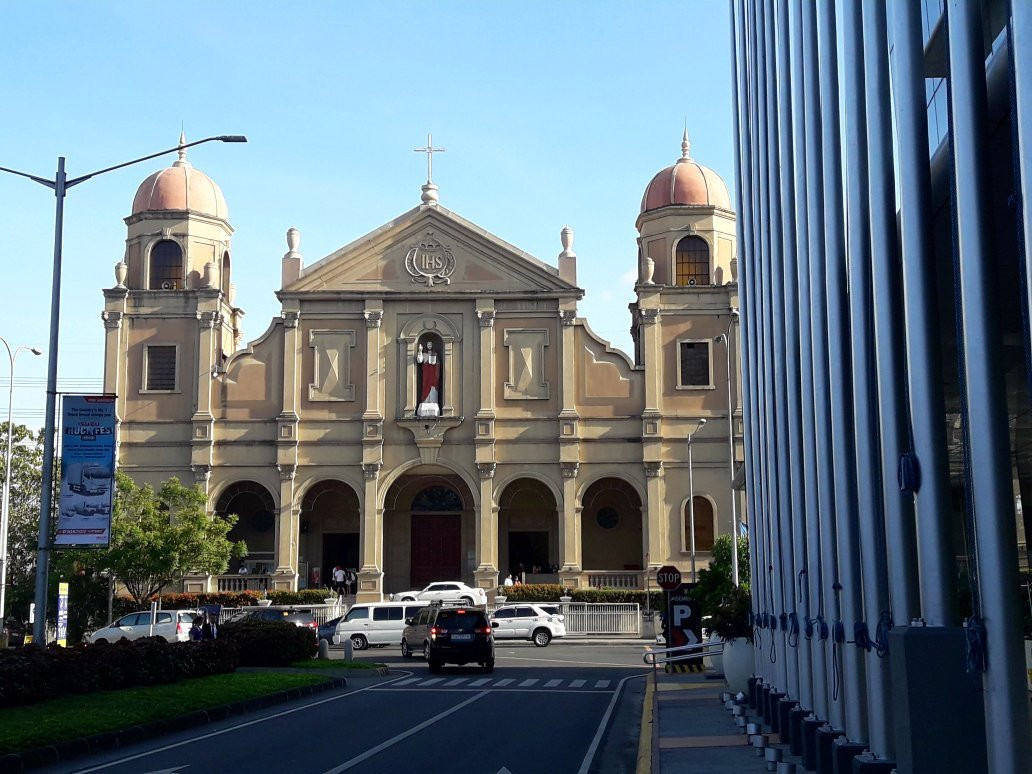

{"left": 643, "top": 667, "right": 771, "bottom": 774}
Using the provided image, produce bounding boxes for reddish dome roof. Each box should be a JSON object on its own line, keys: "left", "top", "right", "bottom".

{"left": 131, "top": 142, "right": 228, "bottom": 220}
{"left": 640, "top": 132, "right": 731, "bottom": 213}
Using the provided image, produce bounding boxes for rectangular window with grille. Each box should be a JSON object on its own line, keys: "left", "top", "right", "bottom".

{"left": 146, "top": 345, "right": 177, "bottom": 391}
{"left": 678, "top": 341, "right": 710, "bottom": 387}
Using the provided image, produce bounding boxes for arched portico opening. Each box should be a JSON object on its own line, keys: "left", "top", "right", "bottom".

{"left": 498, "top": 478, "right": 559, "bottom": 582}
{"left": 299, "top": 480, "right": 360, "bottom": 591}
{"left": 382, "top": 471, "right": 475, "bottom": 593}
{"left": 580, "top": 477, "right": 643, "bottom": 574}
{"left": 215, "top": 481, "right": 276, "bottom": 574}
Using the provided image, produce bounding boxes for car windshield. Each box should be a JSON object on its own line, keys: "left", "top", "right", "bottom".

{"left": 436, "top": 611, "right": 487, "bottom": 631}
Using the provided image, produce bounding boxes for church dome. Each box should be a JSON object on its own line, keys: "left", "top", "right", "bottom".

{"left": 640, "top": 131, "right": 731, "bottom": 213}
{"left": 131, "top": 137, "right": 228, "bottom": 220}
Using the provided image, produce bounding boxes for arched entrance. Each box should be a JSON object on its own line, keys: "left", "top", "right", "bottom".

{"left": 580, "top": 477, "right": 643, "bottom": 572}
{"left": 299, "top": 480, "right": 360, "bottom": 590}
{"left": 383, "top": 473, "right": 475, "bottom": 593}
{"left": 215, "top": 481, "right": 276, "bottom": 574}
{"left": 498, "top": 478, "right": 559, "bottom": 581}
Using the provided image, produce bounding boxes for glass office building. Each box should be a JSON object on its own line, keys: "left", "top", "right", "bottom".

{"left": 731, "top": 1, "right": 1032, "bottom": 771}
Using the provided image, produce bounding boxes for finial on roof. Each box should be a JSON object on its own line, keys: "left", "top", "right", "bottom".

{"left": 559, "top": 225, "right": 576, "bottom": 258}
{"left": 678, "top": 128, "right": 692, "bottom": 163}
{"left": 175, "top": 130, "right": 189, "bottom": 167}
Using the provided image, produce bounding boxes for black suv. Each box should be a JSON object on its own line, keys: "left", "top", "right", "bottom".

{"left": 413, "top": 604, "right": 494, "bottom": 672}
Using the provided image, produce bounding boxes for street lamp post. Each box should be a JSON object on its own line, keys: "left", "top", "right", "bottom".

{"left": 714, "top": 308, "right": 741, "bottom": 586}
{"left": 0, "top": 135, "right": 247, "bottom": 645}
{"left": 687, "top": 418, "right": 707, "bottom": 583}
{"left": 0, "top": 339, "right": 42, "bottom": 637}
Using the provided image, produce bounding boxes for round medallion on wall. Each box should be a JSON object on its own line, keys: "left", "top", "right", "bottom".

{"left": 596, "top": 507, "right": 619, "bottom": 529}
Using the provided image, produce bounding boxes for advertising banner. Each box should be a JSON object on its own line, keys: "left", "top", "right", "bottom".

{"left": 56, "top": 395, "right": 117, "bottom": 548}
{"left": 57, "top": 582, "right": 69, "bottom": 647}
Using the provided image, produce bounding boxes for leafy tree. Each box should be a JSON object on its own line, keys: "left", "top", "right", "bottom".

{"left": 63, "top": 473, "right": 246, "bottom": 606}
{"left": 1, "top": 423, "right": 46, "bottom": 622}
{"left": 693, "top": 534, "right": 750, "bottom": 621}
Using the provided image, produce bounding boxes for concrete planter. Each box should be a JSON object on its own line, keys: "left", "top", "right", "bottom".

{"left": 722, "top": 637, "right": 753, "bottom": 694}
{"left": 256, "top": 599, "right": 272, "bottom": 607}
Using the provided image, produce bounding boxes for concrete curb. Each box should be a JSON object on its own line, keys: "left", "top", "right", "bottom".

{"left": 0, "top": 677, "right": 348, "bottom": 774}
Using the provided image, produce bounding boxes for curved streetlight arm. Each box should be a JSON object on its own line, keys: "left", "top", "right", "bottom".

{"left": 0, "top": 136, "right": 248, "bottom": 191}
{"left": 713, "top": 309, "right": 741, "bottom": 586}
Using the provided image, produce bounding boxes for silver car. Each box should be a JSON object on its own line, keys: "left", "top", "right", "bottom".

{"left": 88, "top": 609, "right": 200, "bottom": 644}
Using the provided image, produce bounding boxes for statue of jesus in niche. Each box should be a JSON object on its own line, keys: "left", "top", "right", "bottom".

{"left": 416, "top": 340, "right": 441, "bottom": 418}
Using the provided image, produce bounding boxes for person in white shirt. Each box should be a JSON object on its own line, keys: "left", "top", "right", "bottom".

{"left": 332, "top": 565, "right": 346, "bottom": 596}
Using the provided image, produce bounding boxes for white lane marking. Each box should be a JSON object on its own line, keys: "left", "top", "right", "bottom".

{"left": 468, "top": 678, "right": 491, "bottom": 687}
{"left": 577, "top": 673, "right": 647, "bottom": 774}
{"left": 518, "top": 679, "right": 538, "bottom": 687}
{"left": 569, "top": 679, "right": 586, "bottom": 688}
{"left": 74, "top": 672, "right": 418, "bottom": 772}
{"left": 494, "top": 678, "right": 515, "bottom": 686}
{"left": 544, "top": 679, "right": 562, "bottom": 688}
{"left": 394, "top": 678, "right": 421, "bottom": 686}
{"left": 322, "top": 691, "right": 488, "bottom": 773}
{"left": 443, "top": 678, "right": 467, "bottom": 686}
{"left": 594, "top": 680, "right": 611, "bottom": 689}
{"left": 420, "top": 678, "right": 445, "bottom": 686}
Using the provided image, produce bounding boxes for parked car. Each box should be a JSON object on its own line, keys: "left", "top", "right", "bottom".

{"left": 490, "top": 603, "right": 566, "bottom": 647}
{"left": 88, "top": 609, "right": 200, "bottom": 644}
{"left": 319, "top": 615, "right": 343, "bottom": 642}
{"left": 231, "top": 607, "right": 318, "bottom": 631}
{"left": 403, "top": 602, "right": 494, "bottom": 672}
{"left": 1, "top": 618, "right": 27, "bottom": 647}
{"left": 333, "top": 601, "right": 426, "bottom": 649}
{"left": 390, "top": 582, "right": 488, "bottom": 606}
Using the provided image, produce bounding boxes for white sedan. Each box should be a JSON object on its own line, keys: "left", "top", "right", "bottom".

{"left": 391, "top": 581, "right": 488, "bottom": 606}
{"left": 491, "top": 603, "right": 566, "bottom": 647}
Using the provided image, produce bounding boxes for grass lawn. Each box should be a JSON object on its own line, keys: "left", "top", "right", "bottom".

{"left": 288, "top": 659, "right": 384, "bottom": 670}
{"left": 0, "top": 672, "right": 328, "bottom": 755}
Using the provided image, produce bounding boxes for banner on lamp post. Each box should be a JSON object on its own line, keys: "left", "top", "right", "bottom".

{"left": 55, "top": 395, "right": 117, "bottom": 548}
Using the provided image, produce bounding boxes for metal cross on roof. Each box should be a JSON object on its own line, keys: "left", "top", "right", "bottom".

{"left": 414, "top": 133, "right": 445, "bottom": 182}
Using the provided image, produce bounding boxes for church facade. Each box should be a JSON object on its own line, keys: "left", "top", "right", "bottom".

{"left": 100, "top": 134, "right": 741, "bottom": 602}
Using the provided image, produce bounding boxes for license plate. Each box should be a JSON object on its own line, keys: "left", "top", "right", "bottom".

{"left": 451, "top": 633, "right": 473, "bottom": 641}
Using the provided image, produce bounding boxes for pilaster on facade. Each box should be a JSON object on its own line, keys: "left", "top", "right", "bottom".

{"left": 274, "top": 464, "right": 298, "bottom": 585}
{"left": 364, "top": 301, "right": 385, "bottom": 424}
{"left": 359, "top": 461, "right": 383, "bottom": 601}
{"left": 559, "top": 463, "right": 582, "bottom": 577}
{"left": 476, "top": 300, "right": 496, "bottom": 423}
{"left": 101, "top": 308, "right": 125, "bottom": 416}
{"left": 475, "top": 461, "right": 498, "bottom": 587}
{"left": 643, "top": 463, "right": 665, "bottom": 568}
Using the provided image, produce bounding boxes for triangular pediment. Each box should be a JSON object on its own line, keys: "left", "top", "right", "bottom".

{"left": 283, "top": 205, "right": 579, "bottom": 296}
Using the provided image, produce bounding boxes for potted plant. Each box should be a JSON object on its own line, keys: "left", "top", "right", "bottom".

{"left": 709, "top": 585, "right": 753, "bottom": 692}
{"left": 559, "top": 587, "right": 573, "bottom": 603}
{"left": 256, "top": 590, "right": 272, "bottom": 607}
{"left": 494, "top": 586, "right": 508, "bottom": 605}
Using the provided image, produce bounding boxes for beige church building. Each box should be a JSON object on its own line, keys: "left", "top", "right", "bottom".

{"left": 101, "top": 133, "right": 742, "bottom": 602}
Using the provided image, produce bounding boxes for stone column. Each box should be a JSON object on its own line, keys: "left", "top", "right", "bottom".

{"left": 273, "top": 465, "right": 299, "bottom": 590}
{"left": 644, "top": 462, "right": 665, "bottom": 571}
{"left": 358, "top": 462, "right": 384, "bottom": 601}
{"left": 474, "top": 462, "right": 499, "bottom": 592}
{"left": 559, "top": 462, "right": 582, "bottom": 589}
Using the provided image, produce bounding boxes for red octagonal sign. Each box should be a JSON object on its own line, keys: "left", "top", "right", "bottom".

{"left": 656, "top": 565, "right": 682, "bottom": 590}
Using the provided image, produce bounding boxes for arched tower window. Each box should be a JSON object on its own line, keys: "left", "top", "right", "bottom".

{"left": 221, "top": 251, "right": 231, "bottom": 297}
{"left": 683, "top": 496, "right": 715, "bottom": 551}
{"left": 149, "top": 240, "right": 184, "bottom": 290}
{"left": 675, "top": 236, "right": 710, "bottom": 287}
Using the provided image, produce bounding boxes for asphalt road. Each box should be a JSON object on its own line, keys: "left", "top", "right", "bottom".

{"left": 53, "top": 642, "right": 651, "bottom": 774}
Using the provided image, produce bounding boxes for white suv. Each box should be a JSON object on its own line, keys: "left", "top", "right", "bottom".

{"left": 391, "top": 582, "right": 488, "bottom": 606}
{"left": 88, "top": 610, "right": 200, "bottom": 644}
{"left": 490, "top": 603, "right": 566, "bottom": 647}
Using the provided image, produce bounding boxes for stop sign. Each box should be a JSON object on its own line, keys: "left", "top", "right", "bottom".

{"left": 656, "top": 565, "right": 682, "bottom": 590}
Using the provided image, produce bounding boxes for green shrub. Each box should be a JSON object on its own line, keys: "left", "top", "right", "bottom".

{"left": 219, "top": 620, "right": 317, "bottom": 667}
{"left": 496, "top": 584, "right": 665, "bottom": 610}
{"left": 0, "top": 638, "right": 239, "bottom": 709}
{"left": 268, "top": 589, "right": 334, "bottom": 606}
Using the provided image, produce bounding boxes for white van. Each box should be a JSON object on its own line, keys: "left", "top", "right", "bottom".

{"left": 333, "top": 601, "right": 427, "bottom": 650}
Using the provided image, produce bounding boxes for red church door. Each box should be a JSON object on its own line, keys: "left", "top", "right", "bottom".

{"left": 410, "top": 513, "right": 461, "bottom": 588}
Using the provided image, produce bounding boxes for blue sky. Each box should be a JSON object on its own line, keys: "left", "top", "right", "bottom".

{"left": 0, "top": 1, "right": 734, "bottom": 428}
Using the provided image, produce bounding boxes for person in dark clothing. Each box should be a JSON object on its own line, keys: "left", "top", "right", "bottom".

{"left": 190, "top": 617, "right": 203, "bottom": 641}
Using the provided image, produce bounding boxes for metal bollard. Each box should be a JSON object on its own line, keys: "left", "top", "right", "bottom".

{"left": 318, "top": 638, "right": 330, "bottom": 660}
{"left": 746, "top": 722, "right": 762, "bottom": 735}
{"left": 343, "top": 637, "right": 353, "bottom": 662}
{"left": 765, "top": 746, "right": 782, "bottom": 771}
{"left": 776, "top": 762, "right": 796, "bottom": 774}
